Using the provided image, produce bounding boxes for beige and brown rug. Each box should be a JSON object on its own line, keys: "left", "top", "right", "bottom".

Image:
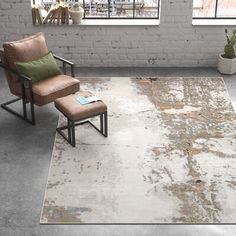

{"left": 41, "top": 77, "right": 236, "bottom": 224}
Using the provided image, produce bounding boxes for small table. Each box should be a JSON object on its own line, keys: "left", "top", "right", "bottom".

{"left": 55, "top": 91, "right": 108, "bottom": 147}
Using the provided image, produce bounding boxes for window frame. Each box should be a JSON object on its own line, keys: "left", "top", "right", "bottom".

{"left": 33, "top": 0, "right": 161, "bottom": 20}
{"left": 82, "top": 0, "right": 160, "bottom": 20}
{"left": 192, "top": 0, "right": 236, "bottom": 20}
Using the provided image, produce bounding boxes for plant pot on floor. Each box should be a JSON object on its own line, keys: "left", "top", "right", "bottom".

{"left": 218, "top": 54, "right": 236, "bottom": 75}
{"left": 69, "top": 5, "right": 84, "bottom": 24}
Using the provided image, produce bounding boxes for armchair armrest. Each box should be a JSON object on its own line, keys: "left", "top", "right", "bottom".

{"left": 53, "top": 54, "right": 75, "bottom": 77}
{"left": 0, "top": 62, "right": 35, "bottom": 124}
{"left": 0, "top": 62, "right": 34, "bottom": 102}
{"left": 0, "top": 62, "right": 32, "bottom": 84}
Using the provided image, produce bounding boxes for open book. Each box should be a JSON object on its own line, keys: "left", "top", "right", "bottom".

{"left": 76, "top": 96, "right": 101, "bottom": 105}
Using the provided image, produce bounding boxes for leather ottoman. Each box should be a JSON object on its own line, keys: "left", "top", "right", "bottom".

{"left": 55, "top": 91, "right": 108, "bottom": 147}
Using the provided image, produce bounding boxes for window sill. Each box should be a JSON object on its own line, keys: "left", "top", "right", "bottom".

{"left": 192, "top": 19, "right": 236, "bottom": 26}
{"left": 72, "top": 19, "right": 159, "bottom": 26}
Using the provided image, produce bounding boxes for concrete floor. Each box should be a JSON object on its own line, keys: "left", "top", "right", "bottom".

{"left": 0, "top": 67, "right": 236, "bottom": 236}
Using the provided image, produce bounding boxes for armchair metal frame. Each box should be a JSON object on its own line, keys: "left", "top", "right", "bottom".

{"left": 0, "top": 54, "right": 75, "bottom": 125}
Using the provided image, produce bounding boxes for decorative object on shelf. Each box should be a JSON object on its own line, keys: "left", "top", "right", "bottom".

{"left": 69, "top": 2, "right": 84, "bottom": 24}
{"left": 218, "top": 29, "right": 236, "bottom": 75}
{"left": 32, "top": 4, "right": 43, "bottom": 24}
{"left": 42, "top": 1, "right": 69, "bottom": 24}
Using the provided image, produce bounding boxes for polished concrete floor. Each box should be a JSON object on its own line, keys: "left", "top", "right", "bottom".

{"left": 0, "top": 67, "right": 236, "bottom": 236}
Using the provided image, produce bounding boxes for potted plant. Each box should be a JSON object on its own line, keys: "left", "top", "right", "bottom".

{"left": 218, "top": 29, "right": 236, "bottom": 75}
{"left": 69, "top": 1, "right": 84, "bottom": 24}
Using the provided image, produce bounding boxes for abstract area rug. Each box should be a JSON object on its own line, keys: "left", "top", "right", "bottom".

{"left": 41, "top": 77, "right": 236, "bottom": 224}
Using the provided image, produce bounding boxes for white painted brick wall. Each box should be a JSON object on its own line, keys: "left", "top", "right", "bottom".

{"left": 0, "top": 0, "right": 235, "bottom": 67}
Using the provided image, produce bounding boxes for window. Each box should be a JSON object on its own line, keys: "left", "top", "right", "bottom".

{"left": 31, "top": 0, "right": 160, "bottom": 23}
{"left": 193, "top": 0, "right": 236, "bottom": 19}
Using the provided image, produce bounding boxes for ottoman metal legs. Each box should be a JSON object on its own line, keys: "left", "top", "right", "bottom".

{"left": 56, "top": 111, "right": 108, "bottom": 147}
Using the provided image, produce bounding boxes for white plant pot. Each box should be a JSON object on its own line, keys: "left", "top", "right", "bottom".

{"left": 69, "top": 8, "right": 84, "bottom": 24}
{"left": 218, "top": 54, "right": 236, "bottom": 75}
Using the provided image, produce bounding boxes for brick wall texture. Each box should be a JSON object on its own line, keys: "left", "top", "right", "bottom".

{"left": 0, "top": 0, "right": 235, "bottom": 67}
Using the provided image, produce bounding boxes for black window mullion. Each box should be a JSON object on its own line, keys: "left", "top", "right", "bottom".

{"left": 58, "top": 0, "right": 159, "bottom": 20}
{"left": 215, "top": 0, "right": 218, "bottom": 18}
{"left": 83, "top": 0, "right": 86, "bottom": 18}
{"left": 108, "top": 0, "right": 110, "bottom": 18}
{"left": 133, "top": 0, "right": 135, "bottom": 18}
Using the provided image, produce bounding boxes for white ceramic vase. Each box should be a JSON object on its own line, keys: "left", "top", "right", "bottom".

{"left": 218, "top": 54, "right": 236, "bottom": 75}
{"left": 69, "top": 5, "right": 84, "bottom": 24}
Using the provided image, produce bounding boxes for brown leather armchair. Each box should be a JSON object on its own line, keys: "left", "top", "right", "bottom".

{"left": 0, "top": 32, "right": 80, "bottom": 125}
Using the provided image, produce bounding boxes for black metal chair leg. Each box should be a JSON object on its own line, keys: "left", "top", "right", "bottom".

{"left": 22, "top": 99, "right": 27, "bottom": 119}
{"left": 68, "top": 119, "right": 72, "bottom": 144}
{"left": 28, "top": 82, "right": 35, "bottom": 125}
{"left": 104, "top": 112, "right": 108, "bottom": 137}
{"left": 56, "top": 111, "right": 108, "bottom": 147}
{"left": 1, "top": 97, "right": 35, "bottom": 125}
{"left": 100, "top": 114, "right": 104, "bottom": 134}
{"left": 30, "top": 101, "right": 35, "bottom": 125}
{"left": 21, "top": 83, "right": 27, "bottom": 119}
{"left": 71, "top": 121, "right": 76, "bottom": 147}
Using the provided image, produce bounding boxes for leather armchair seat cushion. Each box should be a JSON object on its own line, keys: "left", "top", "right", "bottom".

{"left": 32, "top": 75, "right": 80, "bottom": 106}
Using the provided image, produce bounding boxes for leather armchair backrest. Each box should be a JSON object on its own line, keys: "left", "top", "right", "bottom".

{"left": 2, "top": 32, "right": 49, "bottom": 96}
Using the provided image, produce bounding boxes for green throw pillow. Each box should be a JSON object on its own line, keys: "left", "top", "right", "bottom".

{"left": 15, "top": 51, "right": 62, "bottom": 83}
